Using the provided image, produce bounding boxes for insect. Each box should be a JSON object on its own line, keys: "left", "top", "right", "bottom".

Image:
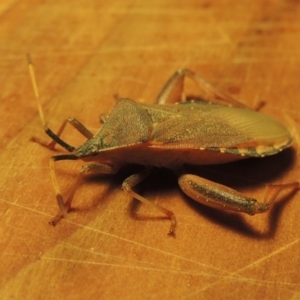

{"left": 28, "top": 55, "right": 299, "bottom": 236}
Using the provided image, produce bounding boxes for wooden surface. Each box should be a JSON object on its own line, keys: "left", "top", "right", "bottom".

{"left": 1, "top": 1, "right": 300, "bottom": 299}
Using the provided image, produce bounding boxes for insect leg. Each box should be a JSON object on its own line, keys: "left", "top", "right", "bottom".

{"left": 155, "top": 70, "right": 185, "bottom": 104}
{"left": 178, "top": 174, "right": 299, "bottom": 215}
{"left": 156, "top": 69, "right": 246, "bottom": 107}
{"left": 32, "top": 117, "right": 94, "bottom": 151}
{"left": 122, "top": 168, "right": 177, "bottom": 236}
{"left": 49, "top": 156, "right": 120, "bottom": 225}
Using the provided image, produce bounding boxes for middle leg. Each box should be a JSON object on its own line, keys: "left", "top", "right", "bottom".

{"left": 122, "top": 168, "right": 177, "bottom": 236}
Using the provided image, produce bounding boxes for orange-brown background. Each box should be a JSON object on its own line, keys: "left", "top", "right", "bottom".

{"left": 1, "top": 1, "right": 300, "bottom": 299}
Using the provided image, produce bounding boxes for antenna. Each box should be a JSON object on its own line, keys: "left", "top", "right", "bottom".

{"left": 27, "top": 54, "right": 75, "bottom": 152}
{"left": 27, "top": 53, "right": 47, "bottom": 128}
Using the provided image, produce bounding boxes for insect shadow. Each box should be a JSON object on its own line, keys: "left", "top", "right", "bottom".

{"left": 181, "top": 147, "right": 298, "bottom": 239}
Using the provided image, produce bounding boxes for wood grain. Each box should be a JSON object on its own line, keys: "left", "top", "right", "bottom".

{"left": 1, "top": 0, "right": 300, "bottom": 299}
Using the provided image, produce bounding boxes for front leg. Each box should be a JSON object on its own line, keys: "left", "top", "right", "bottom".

{"left": 178, "top": 174, "right": 299, "bottom": 215}
{"left": 50, "top": 159, "right": 120, "bottom": 225}
{"left": 32, "top": 117, "right": 94, "bottom": 151}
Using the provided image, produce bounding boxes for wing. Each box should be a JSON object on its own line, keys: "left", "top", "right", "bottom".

{"left": 147, "top": 103, "right": 291, "bottom": 151}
